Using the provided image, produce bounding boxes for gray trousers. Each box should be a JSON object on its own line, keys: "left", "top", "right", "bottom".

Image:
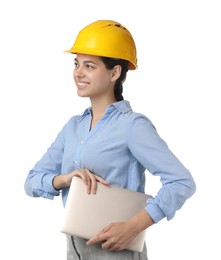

{"left": 66, "top": 235, "right": 148, "bottom": 260}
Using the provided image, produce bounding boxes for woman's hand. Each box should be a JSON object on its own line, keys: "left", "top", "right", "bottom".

{"left": 52, "top": 169, "right": 109, "bottom": 193}
{"left": 86, "top": 209, "right": 154, "bottom": 251}
{"left": 70, "top": 169, "right": 109, "bottom": 194}
{"left": 87, "top": 221, "right": 137, "bottom": 251}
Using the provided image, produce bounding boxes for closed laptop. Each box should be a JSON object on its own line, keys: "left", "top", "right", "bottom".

{"left": 60, "top": 176, "right": 151, "bottom": 252}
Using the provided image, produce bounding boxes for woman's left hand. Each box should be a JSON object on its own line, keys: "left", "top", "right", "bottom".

{"left": 86, "top": 209, "right": 154, "bottom": 251}
{"left": 86, "top": 221, "right": 138, "bottom": 251}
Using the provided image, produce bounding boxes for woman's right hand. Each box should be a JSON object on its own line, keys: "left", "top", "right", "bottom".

{"left": 52, "top": 169, "right": 109, "bottom": 194}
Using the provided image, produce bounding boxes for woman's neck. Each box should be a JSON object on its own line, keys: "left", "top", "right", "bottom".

{"left": 89, "top": 97, "right": 116, "bottom": 130}
{"left": 90, "top": 96, "right": 116, "bottom": 118}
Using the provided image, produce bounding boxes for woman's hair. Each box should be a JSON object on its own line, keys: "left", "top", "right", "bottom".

{"left": 100, "top": 57, "right": 129, "bottom": 101}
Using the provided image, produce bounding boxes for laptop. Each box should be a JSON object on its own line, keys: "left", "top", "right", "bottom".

{"left": 60, "top": 176, "right": 151, "bottom": 252}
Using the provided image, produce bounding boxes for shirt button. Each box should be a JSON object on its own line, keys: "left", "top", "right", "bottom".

{"left": 80, "top": 141, "right": 84, "bottom": 144}
{"left": 74, "top": 161, "right": 78, "bottom": 164}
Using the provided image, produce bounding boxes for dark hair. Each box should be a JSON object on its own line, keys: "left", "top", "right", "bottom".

{"left": 100, "top": 57, "right": 129, "bottom": 101}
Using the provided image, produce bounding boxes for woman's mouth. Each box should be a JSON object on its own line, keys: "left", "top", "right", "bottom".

{"left": 77, "top": 82, "right": 88, "bottom": 89}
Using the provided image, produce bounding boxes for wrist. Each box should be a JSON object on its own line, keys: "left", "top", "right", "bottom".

{"left": 128, "top": 209, "right": 155, "bottom": 234}
{"left": 52, "top": 174, "right": 65, "bottom": 190}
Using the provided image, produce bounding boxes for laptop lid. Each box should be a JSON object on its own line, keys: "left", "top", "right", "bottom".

{"left": 60, "top": 177, "right": 151, "bottom": 252}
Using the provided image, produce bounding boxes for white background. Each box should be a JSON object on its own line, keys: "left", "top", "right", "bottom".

{"left": 0, "top": 0, "right": 220, "bottom": 259}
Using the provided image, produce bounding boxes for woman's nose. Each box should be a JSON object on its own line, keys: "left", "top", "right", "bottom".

{"left": 74, "top": 66, "right": 85, "bottom": 77}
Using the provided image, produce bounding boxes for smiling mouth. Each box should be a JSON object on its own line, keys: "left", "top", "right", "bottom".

{"left": 77, "top": 82, "right": 88, "bottom": 88}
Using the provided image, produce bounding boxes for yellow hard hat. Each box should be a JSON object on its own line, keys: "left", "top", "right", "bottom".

{"left": 65, "top": 20, "right": 137, "bottom": 70}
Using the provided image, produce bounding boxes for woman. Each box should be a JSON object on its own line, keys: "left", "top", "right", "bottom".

{"left": 24, "top": 20, "right": 196, "bottom": 259}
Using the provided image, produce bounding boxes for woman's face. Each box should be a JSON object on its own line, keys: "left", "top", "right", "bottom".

{"left": 73, "top": 54, "right": 116, "bottom": 99}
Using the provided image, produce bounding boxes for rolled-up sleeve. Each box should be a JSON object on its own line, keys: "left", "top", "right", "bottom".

{"left": 128, "top": 115, "right": 196, "bottom": 223}
{"left": 24, "top": 129, "right": 65, "bottom": 199}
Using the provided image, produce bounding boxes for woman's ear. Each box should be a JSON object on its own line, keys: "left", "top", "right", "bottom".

{"left": 111, "top": 65, "right": 122, "bottom": 81}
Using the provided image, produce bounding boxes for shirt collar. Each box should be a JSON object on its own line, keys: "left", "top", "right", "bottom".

{"left": 109, "top": 100, "right": 132, "bottom": 113}
{"left": 80, "top": 100, "right": 132, "bottom": 121}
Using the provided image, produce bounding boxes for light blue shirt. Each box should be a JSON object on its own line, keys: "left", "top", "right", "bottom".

{"left": 24, "top": 100, "right": 196, "bottom": 223}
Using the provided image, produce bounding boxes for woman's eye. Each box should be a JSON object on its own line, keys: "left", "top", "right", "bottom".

{"left": 86, "top": 64, "right": 94, "bottom": 69}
